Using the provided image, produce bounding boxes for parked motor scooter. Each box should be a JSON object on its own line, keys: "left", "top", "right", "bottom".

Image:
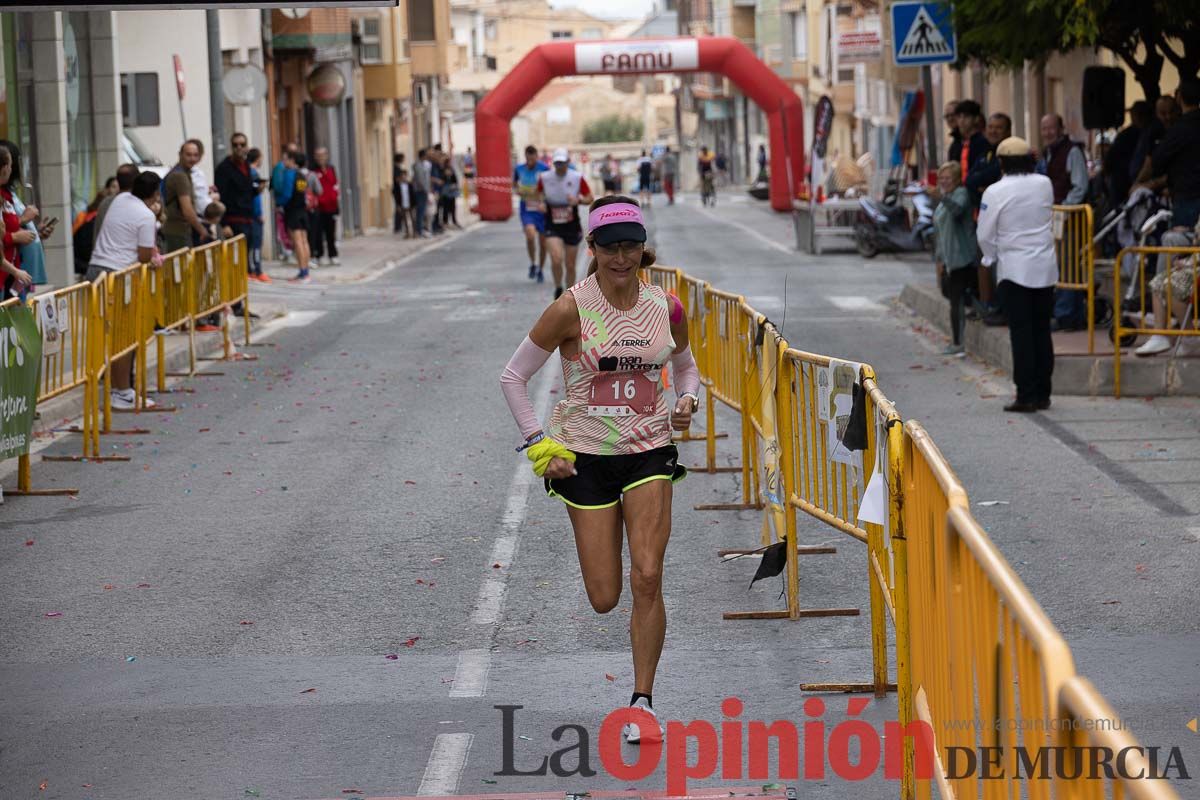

{"left": 854, "top": 180, "right": 936, "bottom": 258}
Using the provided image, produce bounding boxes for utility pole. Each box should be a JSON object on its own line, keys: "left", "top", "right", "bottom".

{"left": 207, "top": 10, "right": 227, "bottom": 163}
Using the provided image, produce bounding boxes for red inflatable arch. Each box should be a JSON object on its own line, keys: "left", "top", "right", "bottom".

{"left": 474, "top": 36, "right": 805, "bottom": 220}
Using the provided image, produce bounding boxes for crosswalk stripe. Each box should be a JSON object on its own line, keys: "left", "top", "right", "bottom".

{"left": 828, "top": 295, "right": 886, "bottom": 312}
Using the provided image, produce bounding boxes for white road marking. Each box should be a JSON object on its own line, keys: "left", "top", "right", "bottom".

{"left": 448, "top": 649, "right": 492, "bottom": 698}
{"left": 470, "top": 579, "right": 507, "bottom": 626}
{"left": 349, "top": 308, "right": 401, "bottom": 325}
{"left": 361, "top": 222, "right": 486, "bottom": 284}
{"left": 469, "top": 365, "right": 557, "bottom": 626}
{"left": 269, "top": 310, "right": 327, "bottom": 328}
{"left": 445, "top": 306, "right": 499, "bottom": 322}
{"left": 694, "top": 205, "right": 793, "bottom": 254}
{"left": 417, "top": 733, "right": 473, "bottom": 795}
{"left": 828, "top": 295, "right": 886, "bottom": 312}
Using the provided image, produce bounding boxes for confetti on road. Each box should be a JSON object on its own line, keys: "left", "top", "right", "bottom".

{"left": 44, "top": 612, "right": 62, "bottom": 618}
{"left": 300, "top": 688, "right": 316, "bottom": 693}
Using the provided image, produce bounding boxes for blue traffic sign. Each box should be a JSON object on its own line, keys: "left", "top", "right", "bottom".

{"left": 891, "top": 2, "right": 956, "bottom": 66}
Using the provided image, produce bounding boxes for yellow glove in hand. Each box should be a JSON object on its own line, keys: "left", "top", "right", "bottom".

{"left": 526, "top": 437, "right": 576, "bottom": 478}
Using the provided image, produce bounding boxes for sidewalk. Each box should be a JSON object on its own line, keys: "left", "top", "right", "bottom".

{"left": 261, "top": 222, "right": 477, "bottom": 284}
{"left": 900, "top": 281, "right": 1200, "bottom": 396}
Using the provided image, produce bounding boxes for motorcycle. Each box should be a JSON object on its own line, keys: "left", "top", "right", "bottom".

{"left": 854, "top": 180, "right": 936, "bottom": 258}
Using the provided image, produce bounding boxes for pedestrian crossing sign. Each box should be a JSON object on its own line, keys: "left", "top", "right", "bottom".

{"left": 891, "top": 1, "right": 956, "bottom": 66}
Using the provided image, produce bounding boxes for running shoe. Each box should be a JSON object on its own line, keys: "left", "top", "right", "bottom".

{"left": 288, "top": 271, "right": 312, "bottom": 284}
{"left": 940, "top": 344, "right": 965, "bottom": 356}
{"left": 256, "top": 273, "right": 273, "bottom": 284}
{"left": 528, "top": 263, "right": 537, "bottom": 279}
{"left": 537, "top": 268, "right": 545, "bottom": 284}
{"left": 195, "top": 323, "right": 221, "bottom": 332}
{"left": 110, "top": 389, "right": 136, "bottom": 410}
{"left": 330, "top": 257, "right": 341, "bottom": 266}
{"left": 622, "top": 698, "right": 662, "bottom": 744}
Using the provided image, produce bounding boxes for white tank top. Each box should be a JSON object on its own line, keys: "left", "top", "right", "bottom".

{"left": 541, "top": 168, "right": 583, "bottom": 207}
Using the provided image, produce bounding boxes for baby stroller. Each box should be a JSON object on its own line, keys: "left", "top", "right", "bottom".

{"left": 1099, "top": 188, "right": 1174, "bottom": 347}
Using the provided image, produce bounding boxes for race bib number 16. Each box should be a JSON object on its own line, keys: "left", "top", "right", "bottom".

{"left": 588, "top": 372, "right": 656, "bottom": 417}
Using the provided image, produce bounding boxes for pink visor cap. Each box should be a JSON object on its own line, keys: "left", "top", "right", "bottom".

{"left": 587, "top": 203, "right": 647, "bottom": 246}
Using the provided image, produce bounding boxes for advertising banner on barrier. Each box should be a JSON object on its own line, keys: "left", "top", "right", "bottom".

{"left": 0, "top": 304, "right": 43, "bottom": 460}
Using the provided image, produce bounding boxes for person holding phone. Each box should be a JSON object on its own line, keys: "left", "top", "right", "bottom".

{"left": 0, "top": 139, "right": 53, "bottom": 285}
{"left": 0, "top": 147, "right": 34, "bottom": 296}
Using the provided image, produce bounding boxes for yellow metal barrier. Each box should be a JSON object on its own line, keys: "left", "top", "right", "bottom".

{"left": 1053, "top": 204, "right": 1095, "bottom": 352}
{"left": 777, "top": 348, "right": 873, "bottom": 543}
{"left": 1112, "top": 245, "right": 1200, "bottom": 397}
{"left": 696, "top": 286, "right": 753, "bottom": 483}
{"left": 221, "top": 235, "right": 253, "bottom": 348}
{"left": 192, "top": 240, "right": 224, "bottom": 318}
{"left": 3, "top": 237, "right": 258, "bottom": 500}
{"left": 1057, "top": 676, "right": 1182, "bottom": 799}
{"left": 152, "top": 248, "right": 198, "bottom": 389}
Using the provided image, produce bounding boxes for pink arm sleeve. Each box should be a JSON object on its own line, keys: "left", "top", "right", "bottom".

{"left": 670, "top": 345, "right": 700, "bottom": 398}
{"left": 500, "top": 336, "right": 554, "bottom": 439}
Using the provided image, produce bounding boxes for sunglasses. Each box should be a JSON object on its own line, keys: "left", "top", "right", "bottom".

{"left": 596, "top": 241, "right": 644, "bottom": 257}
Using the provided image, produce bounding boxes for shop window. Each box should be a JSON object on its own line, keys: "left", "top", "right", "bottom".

{"left": 551, "top": 30, "right": 573, "bottom": 39}
{"left": 120, "top": 72, "right": 160, "bottom": 127}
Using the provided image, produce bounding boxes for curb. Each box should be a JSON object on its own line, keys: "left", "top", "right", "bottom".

{"left": 898, "top": 282, "right": 1200, "bottom": 397}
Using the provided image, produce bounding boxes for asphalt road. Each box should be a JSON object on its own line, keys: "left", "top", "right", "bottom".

{"left": 0, "top": 193, "right": 1196, "bottom": 799}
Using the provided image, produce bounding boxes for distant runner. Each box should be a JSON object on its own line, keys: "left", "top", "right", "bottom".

{"left": 536, "top": 148, "right": 594, "bottom": 300}
{"left": 636, "top": 150, "right": 654, "bottom": 208}
{"left": 514, "top": 145, "right": 551, "bottom": 282}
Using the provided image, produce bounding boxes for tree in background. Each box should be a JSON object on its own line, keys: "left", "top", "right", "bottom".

{"left": 582, "top": 115, "right": 645, "bottom": 144}
{"left": 951, "top": 0, "right": 1200, "bottom": 101}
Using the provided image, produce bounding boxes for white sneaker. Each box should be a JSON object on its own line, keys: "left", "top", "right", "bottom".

{"left": 329, "top": 257, "right": 340, "bottom": 266}
{"left": 622, "top": 698, "right": 662, "bottom": 744}
{"left": 143, "top": 395, "right": 157, "bottom": 409}
{"left": 1134, "top": 334, "right": 1172, "bottom": 357}
{"left": 110, "top": 389, "right": 136, "bottom": 410}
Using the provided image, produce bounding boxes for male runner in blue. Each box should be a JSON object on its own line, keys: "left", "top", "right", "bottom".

{"left": 514, "top": 145, "right": 550, "bottom": 282}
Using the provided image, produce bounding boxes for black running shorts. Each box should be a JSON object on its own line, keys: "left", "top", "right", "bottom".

{"left": 545, "top": 219, "right": 583, "bottom": 246}
{"left": 545, "top": 444, "right": 687, "bottom": 510}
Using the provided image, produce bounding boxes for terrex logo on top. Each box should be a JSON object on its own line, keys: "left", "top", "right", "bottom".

{"left": 575, "top": 40, "right": 700, "bottom": 74}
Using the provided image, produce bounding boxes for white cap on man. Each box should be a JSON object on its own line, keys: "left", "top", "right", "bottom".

{"left": 552, "top": 147, "right": 570, "bottom": 164}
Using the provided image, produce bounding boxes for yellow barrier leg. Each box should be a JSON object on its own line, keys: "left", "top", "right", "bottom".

{"left": 157, "top": 332, "right": 167, "bottom": 393}
{"left": 18, "top": 453, "right": 30, "bottom": 492}
{"left": 867, "top": 526, "right": 889, "bottom": 698}
{"left": 6, "top": 450, "right": 79, "bottom": 497}
{"left": 705, "top": 385, "right": 716, "bottom": 471}
{"left": 243, "top": 297, "right": 252, "bottom": 347}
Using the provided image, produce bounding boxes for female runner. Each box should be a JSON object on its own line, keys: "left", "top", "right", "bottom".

{"left": 500, "top": 195, "right": 701, "bottom": 743}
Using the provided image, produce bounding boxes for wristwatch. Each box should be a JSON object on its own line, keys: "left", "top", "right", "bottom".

{"left": 680, "top": 393, "right": 699, "bottom": 413}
